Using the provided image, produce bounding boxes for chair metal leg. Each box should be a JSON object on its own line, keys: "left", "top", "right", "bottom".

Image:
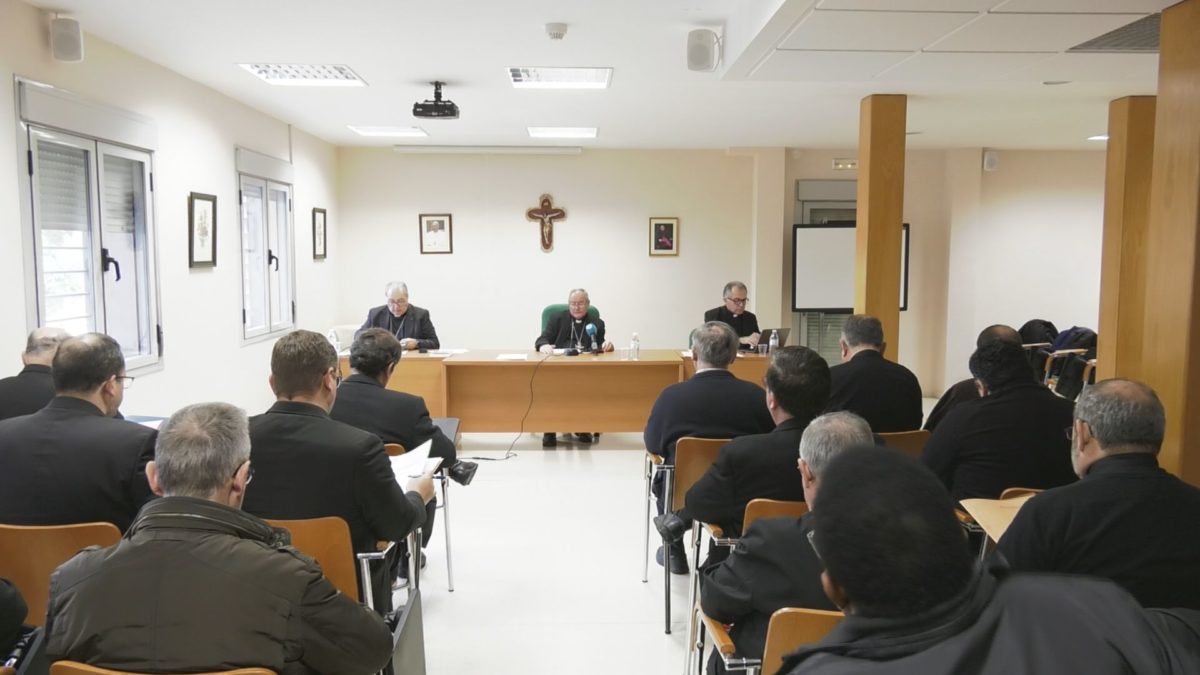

{"left": 684, "top": 522, "right": 701, "bottom": 674}
{"left": 440, "top": 474, "right": 454, "bottom": 592}
{"left": 663, "top": 473, "right": 674, "bottom": 634}
{"left": 407, "top": 529, "right": 422, "bottom": 597}
{"left": 642, "top": 455, "right": 653, "bottom": 583}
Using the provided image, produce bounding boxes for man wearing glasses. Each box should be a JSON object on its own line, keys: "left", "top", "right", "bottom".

{"left": 535, "top": 288, "right": 614, "bottom": 448}
{"left": 0, "top": 333, "right": 156, "bottom": 532}
{"left": 704, "top": 281, "right": 761, "bottom": 350}
{"left": 357, "top": 281, "right": 440, "bottom": 351}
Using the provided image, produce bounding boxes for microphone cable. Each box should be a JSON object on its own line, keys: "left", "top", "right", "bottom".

{"left": 460, "top": 350, "right": 551, "bottom": 462}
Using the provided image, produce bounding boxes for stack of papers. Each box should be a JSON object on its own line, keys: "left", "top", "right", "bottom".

{"left": 429, "top": 348, "right": 469, "bottom": 355}
{"left": 388, "top": 439, "right": 443, "bottom": 480}
{"left": 497, "top": 353, "right": 529, "bottom": 361}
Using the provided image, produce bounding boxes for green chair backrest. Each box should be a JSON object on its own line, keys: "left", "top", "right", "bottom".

{"left": 541, "top": 304, "right": 600, "bottom": 332}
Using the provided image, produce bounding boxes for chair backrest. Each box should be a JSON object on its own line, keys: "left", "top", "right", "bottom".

{"left": 999, "top": 487, "right": 1043, "bottom": 500}
{"left": 51, "top": 662, "right": 274, "bottom": 675}
{"left": 265, "top": 517, "right": 359, "bottom": 602}
{"left": 540, "top": 304, "right": 600, "bottom": 332}
{"left": 878, "top": 430, "right": 931, "bottom": 459}
{"left": 742, "top": 499, "right": 808, "bottom": 533}
{"left": 383, "top": 442, "right": 406, "bottom": 457}
{"left": 0, "top": 523, "right": 121, "bottom": 627}
{"left": 671, "top": 437, "right": 729, "bottom": 512}
{"left": 761, "top": 608, "right": 843, "bottom": 675}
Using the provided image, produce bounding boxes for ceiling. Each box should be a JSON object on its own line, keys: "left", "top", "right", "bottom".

{"left": 22, "top": 0, "right": 1173, "bottom": 150}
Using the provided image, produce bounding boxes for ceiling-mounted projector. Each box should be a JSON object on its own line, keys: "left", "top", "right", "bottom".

{"left": 413, "top": 81, "right": 459, "bottom": 119}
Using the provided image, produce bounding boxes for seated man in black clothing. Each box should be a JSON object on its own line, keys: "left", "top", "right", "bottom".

{"left": 700, "top": 411, "right": 872, "bottom": 675}
{"left": 922, "top": 340, "right": 1076, "bottom": 501}
{"left": 644, "top": 321, "right": 775, "bottom": 574}
{"left": 703, "top": 281, "right": 760, "bottom": 350}
{"left": 826, "top": 315, "right": 922, "bottom": 433}
{"left": 778, "top": 446, "right": 1200, "bottom": 675}
{"left": 999, "top": 379, "right": 1200, "bottom": 609}
{"left": 357, "top": 281, "right": 440, "bottom": 350}
{"left": 534, "top": 288, "right": 613, "bottom": 448}
{"left": 0, "top": 578, "right": 26, "bottom": 656}
{"left": 0, "top": 326, "right": 68, "bottom": 421}
{"left": 923, "top": 324, "right": 1021, "bottom": 432}
{"left": 656, "top": 346, "right": 831, "bottom": 560}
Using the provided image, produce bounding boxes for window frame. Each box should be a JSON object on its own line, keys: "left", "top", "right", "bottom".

{"left": 237, "top": 171, "right": 296, "bottom": 342}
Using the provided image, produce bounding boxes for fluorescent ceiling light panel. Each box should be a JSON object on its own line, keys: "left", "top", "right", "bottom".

{"left": 527, "top": 127, "right": 597, "bottom": 139}
{"left": 1088, "top": 135, "right": 1109, "bottom": 141}
{"left": 347, "top": 125, "right": 427, "bottom": 138}
{"left": 509, "top": 67, "right": 612, "bottom": 89}
{"left": 239, "top": 63, "right": 366, "bottom": 87}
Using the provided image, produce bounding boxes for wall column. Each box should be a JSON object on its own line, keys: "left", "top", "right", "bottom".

{"left": 854, "top": 94, "right": 907, "bottom": 354}
{"left": 1097, "top": 96, "right": 1155, "bottom": 380}
{"left": 1141, "top": 0, "right": 1200, "bottom": 484}
{"left": 731, "top": 147, "right": 789, "bottom": 328}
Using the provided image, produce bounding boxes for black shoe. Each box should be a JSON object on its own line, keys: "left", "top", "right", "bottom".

{"left": 448, "top": 460, "right": 478, "bottom": 486}
{"left": 395, "top": 551, "right": 426, "bottom": 586}
{"left": 574, "top": 432, "right": 594, "bottom": 443}
{"left": 655, "top": 544, "right": 689, "bottom": 575}
{"left": 542, "top": 433, "right": 557, "bottom": 448}
{"left": 653, "top": 513, "right": 689, "bottom": 543}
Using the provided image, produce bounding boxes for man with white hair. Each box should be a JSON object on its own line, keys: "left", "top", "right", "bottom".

{"left": 700, "top": 411, "right": 874, "bottom": 675}
{"left": 45, "top": 402, "right": 394, "bottom": 675}
{"left": 357, "top": 281, "right": 440, "bottom": 350}
{"left": 0, "top": 326, "right": 68, "bottom": 420}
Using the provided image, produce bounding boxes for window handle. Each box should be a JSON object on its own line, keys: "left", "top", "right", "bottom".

{"left": 101, "top": 247, "right": 122, "bottom": 281}
{"left": 267, "top": 249, "right": 279, "bottom": 272}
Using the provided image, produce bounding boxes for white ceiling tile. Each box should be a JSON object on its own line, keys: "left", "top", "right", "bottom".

{"left": 1006, "top": 52, "right": 1159, "bottom": 82}
{"left": 992, "top": 0, "right": 1173, "bottom": 13}
{"left": 877, "top": 52, "right": 1056, "bottom": 81}
{"left": 927, "top": 12, "right": 1146, "bottom": 52}
{"left": 750, "top": 50, "right": 914, "bottom": 81}
{"left": 781, "top": 10, "right": 980, "bottom": 51}
{"left": 817, "top": 0, "right": 999, "bottom": 10}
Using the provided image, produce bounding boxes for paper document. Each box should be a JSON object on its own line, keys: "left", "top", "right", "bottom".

{"left": 497, "top": 353, "right": 529, "bottom": 361}
{"left": 389, "top": 439, "right": 443, "bottom": 479}
{"left": 680, "top": 350, "right": 691, "bottom": 357}
{"left": 430, "top": 348, "right": 469, "bottom": 355}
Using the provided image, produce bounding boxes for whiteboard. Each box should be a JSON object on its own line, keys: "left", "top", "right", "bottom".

{"left": 792, "top": 223, "right": 909, "bottom": 313}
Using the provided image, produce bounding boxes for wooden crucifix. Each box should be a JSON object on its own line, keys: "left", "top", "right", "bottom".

{"left": 526, "top": 194, "right": 566, "bottom": 251}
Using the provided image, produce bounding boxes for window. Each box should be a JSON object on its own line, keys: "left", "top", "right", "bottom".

{"left": 239, "top": 174, "right": 294, "bottom": 338}
{"left": 25, "top": 126, "right": 162, "bottom": 369}
{"left": 801, "top": 312, "right": 848, "bottom": 366}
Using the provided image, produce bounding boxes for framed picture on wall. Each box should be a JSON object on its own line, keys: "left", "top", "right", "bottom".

{"left": 420, "top": 213, "right": 453, "bottom": 254}
{"left": 649, "top": 217, "right": 679, "bottom": 256}
{"left": 313, "top": 208, "right": 327, "bottom": 260}
{"left": 188, "top": 192, "right": 217, "bottom": 268}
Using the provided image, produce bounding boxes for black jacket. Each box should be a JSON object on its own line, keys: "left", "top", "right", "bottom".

{"left": 330, "top": 374, "right": 456, "bottom": 465}
{"left": 704, "top": 306, "right": 760, "bottom": 342}
{"left": 921, "top": 382, "right": 1076, "bottom": 501}
{"left": 998, "top": 453, "right": 1200, "bottom": 609}
{"left": 0, "top": 364, "right": 55, "bottom": 421}
{"left": 0, "top": 397, "right": 156, "bottom": 532}
{"left": 682, "top": 416, "right": 811, "bottom": 536}
{"left": 0, "top": 578, "right": 26, "bottom": 655}
{"left": 701, "top": 513, "right": 834, "bottom": 668}
{"left": 923, "top": 378, "right": 978, "bottom": 432}
{"left": 827, "top": 350, "right": 923, "bottom": 433}
{"left": 46, "top": 497, "right": 393, "bottom": 675}
{"left": 780, "top": 565, "right": 1200, "bottom": 675}
{"left": 357, "top": 304, "right": 440, "bottom": 350}
{"left": 644, "top": 370, "right": 774, "bottom": 461}
{"left": 244, "top": 401, "right": 426, "bottom": 555}
{"left": 536, "top": 311, "right": 606, "bottom": 350}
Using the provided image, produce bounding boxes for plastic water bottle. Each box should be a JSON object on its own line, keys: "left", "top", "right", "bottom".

{"left": 630, "top": 333, "right": 641, "bottom": 361}
{"left": 768, "top": 330, "right": 779, "bottom": 354}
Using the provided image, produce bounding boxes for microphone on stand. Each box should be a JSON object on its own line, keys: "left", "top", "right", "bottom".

{"left": 585, "top": 323, "right": 599, "bottom": 353}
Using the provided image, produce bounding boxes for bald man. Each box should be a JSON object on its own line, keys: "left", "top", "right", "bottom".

{"left": 0, "top": 327, "right": 68, "bottom": 420}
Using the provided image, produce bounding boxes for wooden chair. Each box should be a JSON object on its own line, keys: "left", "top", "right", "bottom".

{"left": 383, "top": 443, "right": 406, "bottom": 456}
{"left": 642, "top": 451, "right": 671, "bottom": 585}
{"left": 667, "top": 437, "right": 729, "bottom": 635}
{"left": 265, "top": 517, "right": 359, "bottom": 601}
{"left": 0, "top": 523, "right": 121, "bottom": 627}
{"left": 696, "top": 607, "right": 841, "bottom": 675}
{"left": 878, "top": 430, "right": 931, "bottom": 459}
{"left": 999, "top": 487, "right": 1043, "bottom": 500}
{"left": 51, "top": 662, "right": 273, "bottom": 675}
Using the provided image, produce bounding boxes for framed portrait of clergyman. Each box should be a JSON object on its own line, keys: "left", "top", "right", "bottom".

{"left": 313, "top": 208, "right": 327, "bottom": 260}
{"left": 649, "top": 217, "right": 679, "bottom": 256}
{"left": 188, "top": 192, "right": 217, "bottom": 268}
{"left": 420, "top": 213, "right": 453, "bottom": 254}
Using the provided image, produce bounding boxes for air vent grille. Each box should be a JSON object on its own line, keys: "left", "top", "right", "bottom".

{"left": 1068, "top": 14, "right": 1159, "bottom": 53}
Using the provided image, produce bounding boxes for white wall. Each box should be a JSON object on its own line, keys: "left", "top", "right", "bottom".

{"left": 942, "top": 149, "right": 1106, "bottom": 385}
{"left": 336, "top": 148, "right": 753, "bottom": 350}
{"left": 0, "top": 0, "right": 340, "bottom": 415}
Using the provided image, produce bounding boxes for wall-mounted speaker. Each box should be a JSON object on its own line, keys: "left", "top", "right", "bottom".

{"left": 982, "top": 149, "right": 999, "bottom": 172}
{"left": 50, "top": 16, "right": 84, "bottom": 63}
{"left": 687, "top": 29, "right": 720, "bottom": 72}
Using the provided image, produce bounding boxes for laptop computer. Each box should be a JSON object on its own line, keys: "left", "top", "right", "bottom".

{"left": 760, "top": 327, "right": 791, "bottom": 347}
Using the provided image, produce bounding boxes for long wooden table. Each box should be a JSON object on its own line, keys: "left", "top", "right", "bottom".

{"left": 338, "top": 349, "right": 771, "bottom": 432}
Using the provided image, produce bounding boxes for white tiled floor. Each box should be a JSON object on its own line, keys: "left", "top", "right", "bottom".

{"left": 395, "top": 432, "right": 694, "bottom": 675}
